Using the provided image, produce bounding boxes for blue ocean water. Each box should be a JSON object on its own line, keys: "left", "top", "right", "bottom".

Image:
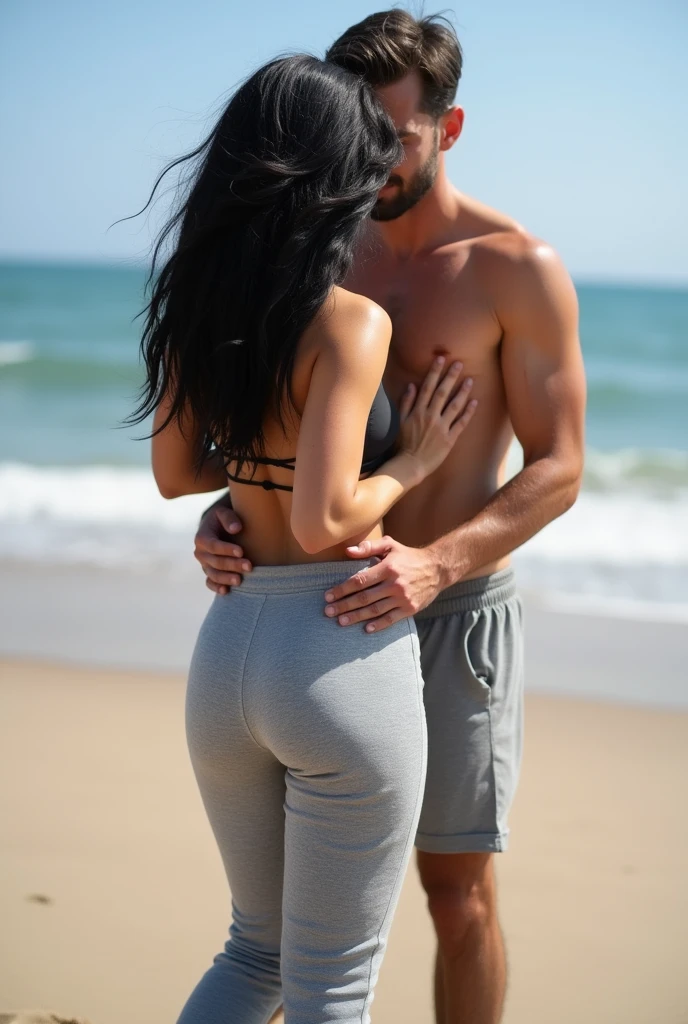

{"left": 1, "top": 261, "right": 687, "bottom": 611}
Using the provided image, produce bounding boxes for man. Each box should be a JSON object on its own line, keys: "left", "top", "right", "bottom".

{"left": 193, "top": 11, "right": 586, "bottom": 1023}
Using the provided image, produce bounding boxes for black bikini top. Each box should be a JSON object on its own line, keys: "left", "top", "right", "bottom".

{"left": 226, "top": 383, "right": 400, "bottom": 492}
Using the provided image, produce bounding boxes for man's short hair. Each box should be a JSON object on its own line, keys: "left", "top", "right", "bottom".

{"left": 325, "top": 9, "right": 462, "bottom": 118}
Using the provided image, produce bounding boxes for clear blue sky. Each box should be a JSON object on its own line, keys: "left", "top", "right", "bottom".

{"left": 1, "top": 0, "right": 686, "bottom": 282}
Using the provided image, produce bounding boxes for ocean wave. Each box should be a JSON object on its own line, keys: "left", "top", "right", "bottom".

{"left": 0, "top": 464, "right": 215, "bottom": 572}
{"left": 0, "top": 463, "right": 214, "bottom": 530}
{"left": 0, "top": 340, "right": 36, "bottom": 366}
{"left": 518, "top": 489, "right": 688, "bottom": 566}
{"left": 583, "top": 448, "right": 688, "bottom": 494}
{"left": 1, "top": 462, "right": 687, "bottom": 607}
{"left": 6, "top": 359, "right": 139, "bottom": 389}
{"left": 506, "top": 444, "right": 688, "bottom": 495}
{"left": 0, "top": 347, "right": 140, "bottom": 387}
{"left": 585, "top": 358, "right": 688, "bottom": 396}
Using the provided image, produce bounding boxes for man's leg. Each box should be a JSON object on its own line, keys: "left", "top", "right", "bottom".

{"left": 414, "top": 570, "right": 524, "bottom": 1024}
{"left": 418, "top": 851, "right": 506, "bottom": 1024}
{"left": 270, "top": 852, "right": 506, "bottom": 1024}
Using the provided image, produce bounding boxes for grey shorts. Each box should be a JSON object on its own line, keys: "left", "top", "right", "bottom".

{"left": 414, "top": 569, "right": 524, "bottom": 855}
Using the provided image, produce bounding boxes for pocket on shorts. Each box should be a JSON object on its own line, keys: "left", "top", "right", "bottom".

{"left": 462, "top": 610, "right": 494, "bottom": 703}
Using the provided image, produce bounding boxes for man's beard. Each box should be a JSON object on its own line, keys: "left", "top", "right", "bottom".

{"left": 371, "top": 147, "right": 439, "bottom": 222}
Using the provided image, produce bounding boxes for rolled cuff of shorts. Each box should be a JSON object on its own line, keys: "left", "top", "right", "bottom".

{"left": 415, "top": 829, "right": 510, "bottom": 854}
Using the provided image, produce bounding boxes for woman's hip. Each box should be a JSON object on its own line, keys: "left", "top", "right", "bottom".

{"left": 187, "top": 563, "right": 425, "bottom": 769}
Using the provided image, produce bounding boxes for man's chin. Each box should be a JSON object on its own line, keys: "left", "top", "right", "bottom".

{"left": 371, "top": 196, "right": 414, "bottom": 222}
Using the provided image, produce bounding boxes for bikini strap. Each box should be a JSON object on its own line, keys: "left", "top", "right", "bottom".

{"left": 251, "top": 456, "right": 296, "bottom": 470}
{"left": 225, "top": 469, "right": 294, "bottom": 492}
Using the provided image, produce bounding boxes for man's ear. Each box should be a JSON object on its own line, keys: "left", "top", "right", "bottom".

{"left": 439, "top": 106, "right": 464, "bottom": 152}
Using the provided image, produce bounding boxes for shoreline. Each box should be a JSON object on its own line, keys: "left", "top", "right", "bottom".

{"left": 1, "top": 561, "right": 686, "bottom": 709}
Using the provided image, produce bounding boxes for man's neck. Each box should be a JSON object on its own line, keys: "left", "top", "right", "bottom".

{"left": 375, "top": 167, "right": 462, "bottom": 259}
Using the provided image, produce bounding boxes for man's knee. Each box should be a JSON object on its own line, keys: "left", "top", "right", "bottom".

{"left": 417, "top": 851, "right": 497, "bottom": 953}
{"left": 426, "top": 882, "right": 492, "bottom": 951}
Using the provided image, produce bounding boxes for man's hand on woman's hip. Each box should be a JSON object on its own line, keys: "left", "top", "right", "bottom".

{"left": 194, "top": 503, "right": 251, "bottom": 595}
{"left": 323, "top": 537, "right": 445, "bottom": 633}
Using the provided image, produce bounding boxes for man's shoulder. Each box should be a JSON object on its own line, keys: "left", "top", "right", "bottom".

{"left": 454, "top": 194, "right": 573, "bottom": 312}
{"left": 473, "top": 233, "right": 565, "bottom": 301}
{"left": 458, "top": 197, "right": 550, "bottom": 265}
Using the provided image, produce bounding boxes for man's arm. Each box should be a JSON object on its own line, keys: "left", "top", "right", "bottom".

{"left": 194, "top": 490, "right": 252, "bottom": 595}
{"left": 323, "top": 242, "right": 586, "bottom": 631}
{"left": 429, "top": 241, "right": 585, "bottom": 584}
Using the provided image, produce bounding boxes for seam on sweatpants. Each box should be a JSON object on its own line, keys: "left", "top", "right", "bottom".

{"left": 361, "top": 617, "right": 427, "bottom": 1022}
{"left": 485, "top": 605, "right": 500, "bottom": 836}
{"left": 238, "top": 593, "right": 268, "bottom": 750}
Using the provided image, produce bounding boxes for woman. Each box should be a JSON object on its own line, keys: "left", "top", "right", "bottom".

{"left": 133, "top": 55, "right": 476, "bottom": 1023}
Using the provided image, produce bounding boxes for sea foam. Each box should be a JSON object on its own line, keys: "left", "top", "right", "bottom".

{"left": 1, "top": 459, "right": 687, "bottom": 614}
{"left": 0, "top": 341, "right": 35, "bottom": 366}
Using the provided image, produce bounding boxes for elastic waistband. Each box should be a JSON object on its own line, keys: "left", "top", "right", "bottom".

{"left": 235, "top": 560, "right": 375, "bottom": 596}
{"left": 415, "top": 568, "right": 517, "bottom": 620}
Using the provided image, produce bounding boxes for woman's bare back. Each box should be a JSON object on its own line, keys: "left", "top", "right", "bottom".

{"left": 226, "top": 287, "right": 390, "bottom": 566}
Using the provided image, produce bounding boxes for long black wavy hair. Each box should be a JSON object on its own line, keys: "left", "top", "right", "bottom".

{"left": 129, "top": 54, "right": 402, "bottom": 474}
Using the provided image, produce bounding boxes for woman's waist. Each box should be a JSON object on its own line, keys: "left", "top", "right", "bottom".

{"left": 234, "top": 558, "right": 376, "bottom": 596}
{"left": 232, "top": 505, "right": 384, "bottom": 575}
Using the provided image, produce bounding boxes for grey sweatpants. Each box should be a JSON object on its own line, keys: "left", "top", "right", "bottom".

{"left": 178, "top": 560, "right": 427, "bottom": 1024}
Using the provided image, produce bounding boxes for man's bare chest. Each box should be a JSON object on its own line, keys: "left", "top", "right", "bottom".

{"left": 348, "top": 259, "right": 502, "bottom": 393}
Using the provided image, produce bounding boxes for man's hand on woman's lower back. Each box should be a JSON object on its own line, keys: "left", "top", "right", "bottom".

{"left": 194, "top": 502, "right": 251, "bottom": 595}
{"left": 323, "top": 536, "right": 445, "bottom": 632}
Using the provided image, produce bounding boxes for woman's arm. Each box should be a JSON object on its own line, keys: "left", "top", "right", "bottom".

{"left": 291, "top": 296, "right": 473, "bottom": 554}
{"left": 151, "top": 387, "right": 228, "bottom": 499}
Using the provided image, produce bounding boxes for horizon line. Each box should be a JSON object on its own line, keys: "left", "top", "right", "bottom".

{"left": 0, "top": 254, "right": 687, "bottom": 291}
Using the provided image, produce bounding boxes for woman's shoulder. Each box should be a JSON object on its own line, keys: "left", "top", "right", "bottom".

{"left": 291, "top": 290, "right": 390, "bottom": 412}
{"left": 331, "top": 285, "right": 391, "bottom": 331}
{"left": 312, "top": 287, "right": 392, "bottom": 358}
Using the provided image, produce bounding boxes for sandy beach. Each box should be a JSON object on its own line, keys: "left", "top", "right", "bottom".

{"left": 1, "top": 654, "right": 687, "bottom": 1024}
